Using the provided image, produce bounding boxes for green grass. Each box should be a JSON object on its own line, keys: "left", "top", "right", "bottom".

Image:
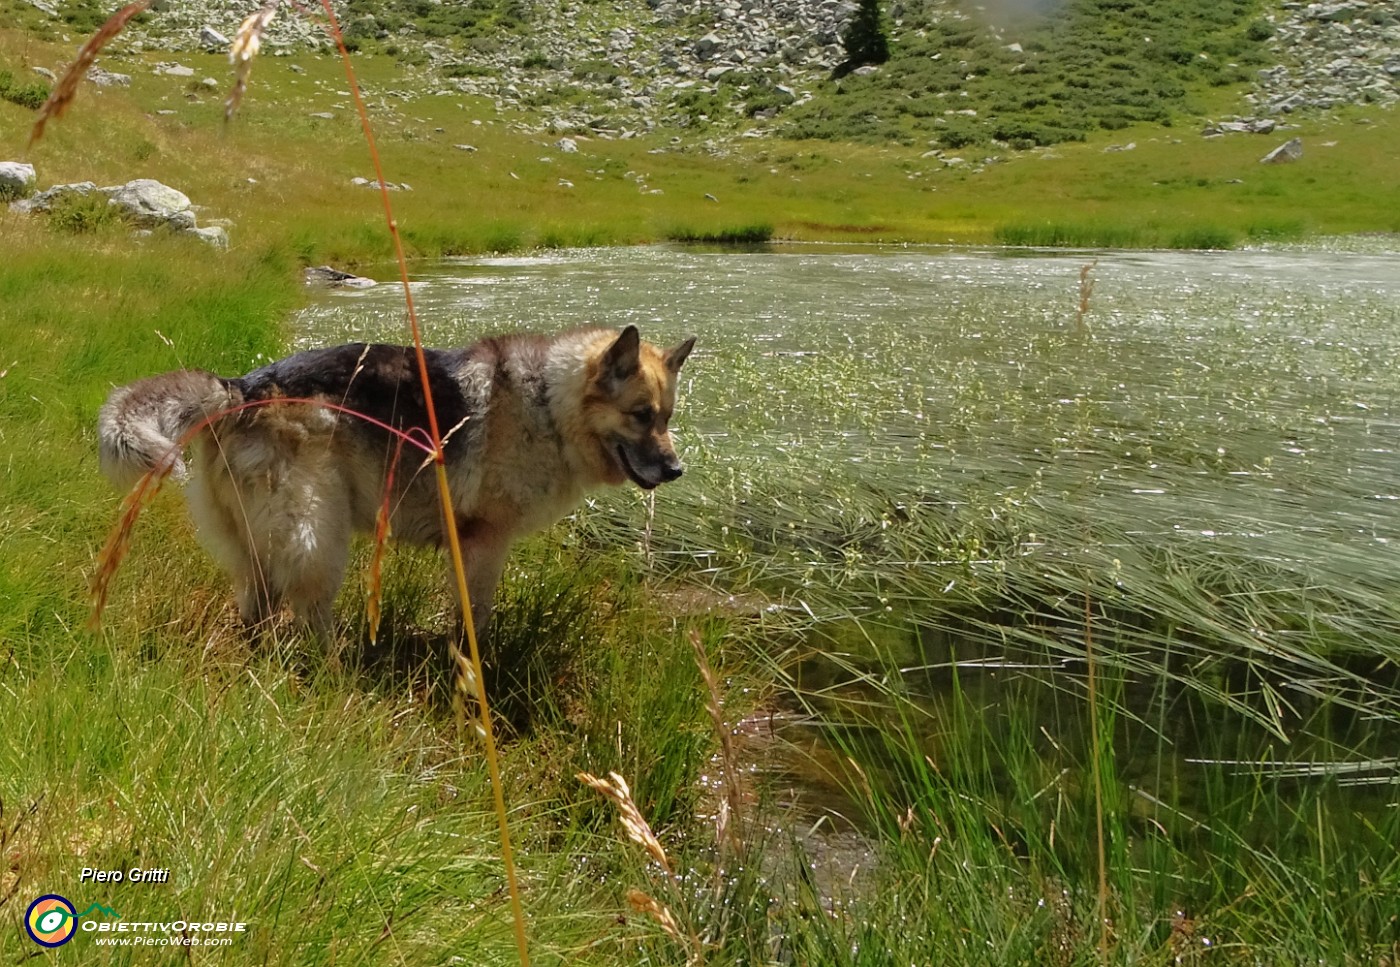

{"left": 663, "top": 221, "right": 775, "bottom": 245}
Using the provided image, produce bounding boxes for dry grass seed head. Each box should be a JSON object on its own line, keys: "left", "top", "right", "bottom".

{"left": 88, "top": 460, "right": 177, "bottom": 630}
{"left": 577, "top": 771, "right": 673, "bottom": 875}
{"left": 29, "top": 0, "right": 153, "bottom": 148}
{"left": 689, "top": 630, "right": 743, "bottom": 849}
{"left": 225, "top": 1, "right": 281, "bottom": 122}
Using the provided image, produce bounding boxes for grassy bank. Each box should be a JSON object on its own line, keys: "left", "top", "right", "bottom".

{"left": 4, "top": 27, "right": 1400, "bottom": 256}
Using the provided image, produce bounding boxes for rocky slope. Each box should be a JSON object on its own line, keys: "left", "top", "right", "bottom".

{"left": 19, "top": 0, "right": 1400, "bottom": 141}
{"left": 1249, "top": 0, "right": 1400, "bottom": 114}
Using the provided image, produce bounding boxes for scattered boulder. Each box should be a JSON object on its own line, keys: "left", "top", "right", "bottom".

{"left": 1203, "top": 117, "right": 1278, "bottom": 136}
{"left": 186, "top": 225, "right": 229, "bottom": 249}
{"left": 104, "top": 179, "right": 193, "bottom": 227}
{"left": 199, "top": 25, "right": 230, "bottom": 50}
{"left": 351, "top": 177, "right": 413, "bottom": 190}
{"left": 304, "top": 265, "right": 377, "bottom": 288}
{"left": 1250, "top": 0, "right": 1399, "bottom": 114}
{"left": 1260, "top": 137, "right": 1304, "bottom": 164}
{"left": 0, "top": 162, "right": 37, "bottom": 199}
{"left": 8, "top": 181, "right": 99, "bottom": 214}
{"left": 85, "top": 67, "right": 131, "bottom": 87}
{"left": 10, "top": 173, "right": 230, "bottom": 247}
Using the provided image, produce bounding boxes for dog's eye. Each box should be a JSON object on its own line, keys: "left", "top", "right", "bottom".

{"left": 632, "top": 406, "right": 654, "bottom": 424}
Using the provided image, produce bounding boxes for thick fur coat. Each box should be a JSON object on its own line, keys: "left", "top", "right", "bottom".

{"left": 98, "top": 325, "right": 695, "bottom": 636}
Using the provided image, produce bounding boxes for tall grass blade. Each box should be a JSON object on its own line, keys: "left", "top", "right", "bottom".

{"left": 27, "top": 0, "right": 153, "bottom": 148}
{"left": 690, "top": 630, "right": 742, "bottom": 852}
{"left": 313, "top": 2, "right": 532, "bottom": 962}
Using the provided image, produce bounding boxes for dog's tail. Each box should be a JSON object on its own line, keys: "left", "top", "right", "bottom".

{"left": 97, "top": 370, "right": 239, "bottom": 489}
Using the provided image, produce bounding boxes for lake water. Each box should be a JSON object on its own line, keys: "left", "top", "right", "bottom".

{"left": 297, "top": 243, "right": 1400, "bottom": 848}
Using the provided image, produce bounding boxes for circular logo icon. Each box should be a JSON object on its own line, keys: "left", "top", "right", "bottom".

{"left": 26, "top": 895, "right": 78, "bottom": 947}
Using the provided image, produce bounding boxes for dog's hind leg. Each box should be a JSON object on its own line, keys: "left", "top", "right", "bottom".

{"left": 283, "top": 552, "right": 347, "bottom": 644}
{"left": 187, "top": 464, "right": 282, "bottom": 629}
{"left": 273, "top": 488, "right": 353, "bottom": 651}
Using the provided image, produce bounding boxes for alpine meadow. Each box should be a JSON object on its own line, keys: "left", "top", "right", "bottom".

{"left": 2, "top": 0, "right": 1399, "bottom": 963}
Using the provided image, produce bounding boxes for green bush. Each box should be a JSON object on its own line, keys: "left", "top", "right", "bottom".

{"left": 45, "top": 191, "right": 122, "bottom": 235}
{"left": 0, "top": 68, "right": 50, "bottom": 110}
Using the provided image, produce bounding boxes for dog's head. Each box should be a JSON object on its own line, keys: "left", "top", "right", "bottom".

{"left": 586, "top": 325, "right": 695, "bottom": 490}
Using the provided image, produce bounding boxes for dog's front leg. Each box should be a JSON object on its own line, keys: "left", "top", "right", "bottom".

{"left": 453, "top": 519, "right": 512, "bottom": 643}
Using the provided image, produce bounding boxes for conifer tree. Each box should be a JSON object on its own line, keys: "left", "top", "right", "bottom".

{"left": 836, "top": 0, "right": 890, "bottom": 77}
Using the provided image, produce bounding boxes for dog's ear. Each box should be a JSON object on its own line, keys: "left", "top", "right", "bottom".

{"left": 665, "top": 337, "right": 696, "bottom": 374}
{"left": 601, "top": 325, "right": 641, "bottom": 384}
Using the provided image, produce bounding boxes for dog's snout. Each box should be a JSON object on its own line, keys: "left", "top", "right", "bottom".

{"left": 661, "top": 460, "right": 683, "bottom": 483}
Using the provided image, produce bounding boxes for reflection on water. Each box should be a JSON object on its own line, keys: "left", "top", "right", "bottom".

{"left": 297, "top": 243, "right": 1400, "bottom": 848}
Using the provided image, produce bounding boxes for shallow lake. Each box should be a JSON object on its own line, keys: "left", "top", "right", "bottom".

{"left": 297, "top": 243, "right": 1400, "bottom": 846}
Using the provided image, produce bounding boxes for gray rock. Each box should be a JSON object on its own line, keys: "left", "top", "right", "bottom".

{"left": 185, "top": 225, "right": 229, "bottom": 248}
{"left": 199, "top": 25, "right": 230, "bottom": 49}
{"left": 555, "top": 137, "right": 579, "bottom": 152}
{"left": 9, "top": 181, "right": 98, "bottom": 214}
{"left": 0, "top": 162, "right": 37, "bottom": 198}
{"left": 103, "top": 179, "right": 194, "bottom": 227}
{"left": 1261, "top": 137, "right": 1304, "bottom": 163}
{"left": 86, "top": 67, "right": 131, "bottom": 87}
{"left": 304, "top": 265, "right": 377, "bottom": 287}
{"left": 32, "top": 66, "right": 56, "bottom": 81}
{"left": 695, "top": 33, "right": 725, "bottom": 60}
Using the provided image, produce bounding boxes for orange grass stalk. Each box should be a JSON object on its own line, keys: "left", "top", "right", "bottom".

{"left": 42, "top": 0, "right": 533, "bottom": 956}
{"left": 88, "top": 456, "right": 178, "bottom": 630}
{"left": 28, "top": 0, "right": 153, "bottom": 149}
{"left": 314, "top": 3, "right": 533, "bottom": 963}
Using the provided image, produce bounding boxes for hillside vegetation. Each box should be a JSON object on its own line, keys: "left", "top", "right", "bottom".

{"left": 784, "top": 0, "right": 1274, "bottom": 147}
{"left": 6, "top": 0, "right": 1396, "bottom": 152}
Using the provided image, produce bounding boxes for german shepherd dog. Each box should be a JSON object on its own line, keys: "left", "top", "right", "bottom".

{"left": 98, "top": 325, "right": 695, "bottom": 639}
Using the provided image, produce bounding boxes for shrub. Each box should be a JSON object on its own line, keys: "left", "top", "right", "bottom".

{"left": 0, "top": 69, "right": 50, "bottom": 110}
{"left": 46, "top": 192, "right": 122, "bottom": 235}
{"left": 664, "top": 223, "right": 774, "bottom": 244}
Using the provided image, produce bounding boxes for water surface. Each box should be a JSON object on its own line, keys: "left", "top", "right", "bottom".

{"left": 297, "top": 244, "right": 1400, "bottom": 841}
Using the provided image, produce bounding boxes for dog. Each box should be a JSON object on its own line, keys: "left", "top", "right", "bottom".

{"left": 97, "top": 325, "right": 695, "bottom": 639}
